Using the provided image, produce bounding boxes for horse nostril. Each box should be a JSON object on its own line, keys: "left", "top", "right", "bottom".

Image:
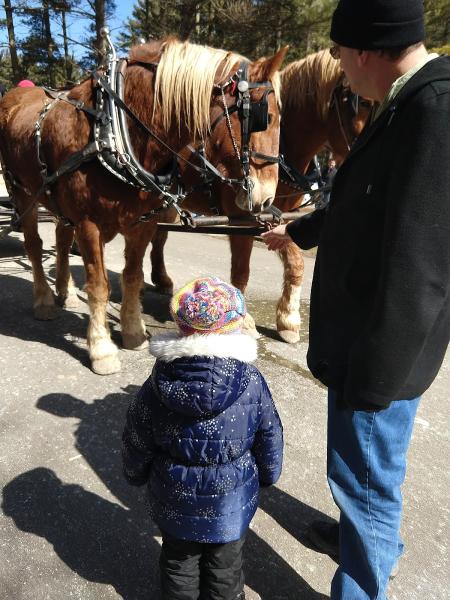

{"left": 261, "top": 197, "right": 274, "bottom": 211}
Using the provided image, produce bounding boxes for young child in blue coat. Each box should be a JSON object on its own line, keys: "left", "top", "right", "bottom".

{"left": 122, "top": 276, "right": 283, "bottom": 600}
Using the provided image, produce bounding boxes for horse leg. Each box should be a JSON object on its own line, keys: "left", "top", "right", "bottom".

{"left": 55, "top": 220, "right": 79, "bottom": 308}
{"left": 276, "top": 241, "right": 304, "bottom": 344}
{"left": 229, "top": 235, "right": 258, "bottom": 336}
{"left": 18, "top": 194, "right": 58, "bottom": 320}
{"left": 121, "top": 224, "right": 155, "bottom": 350}
{"left": 150, "top": 227, "right": 174, "bottom": 294}
{"left": 76, "top": 219, "right": 120, "bottom": 375}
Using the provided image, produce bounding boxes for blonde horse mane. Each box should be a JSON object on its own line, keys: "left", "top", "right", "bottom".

{"left": 147, "top": 38, "right": 243, "bottom": 139}
{"left": 280, "top": 49, "right": 343, "bottom": 121}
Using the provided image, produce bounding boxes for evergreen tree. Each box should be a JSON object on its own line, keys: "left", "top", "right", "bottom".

{"left": 2, "top": 0, "right": 22, "bottom": 83}
{"left": 52, "top": 0, "right": 80, "bottom": 83}
{"left": 424, "top": 0, "right": 450, "bottom": 50}
{"left": 20, "top": 0, "right": 65, "bottom": 86}
{"left": 119, "top": 0, "right": 200, "bottom": 49}
{"left": 0, "top": 48, "right": 13, "bottom": 88}
{"left": 78, "top": 0, "right": 116, "bottom": 68}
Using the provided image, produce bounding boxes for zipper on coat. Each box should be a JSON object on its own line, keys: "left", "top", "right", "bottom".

{"left": 387, "top": 105, "right": 397, "bottom": 126}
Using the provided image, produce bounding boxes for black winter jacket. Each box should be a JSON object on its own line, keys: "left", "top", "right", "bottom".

{"left": 287, "top": 56, "right": 450, "bottom": 410}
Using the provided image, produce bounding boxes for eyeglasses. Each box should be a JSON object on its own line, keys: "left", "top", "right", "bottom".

{"left": 329, "top": 45, "right": 340, "bottom": 60}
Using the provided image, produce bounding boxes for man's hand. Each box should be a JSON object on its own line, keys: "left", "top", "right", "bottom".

{"left": 261, "top": 224, "right": 292, "bottom": 251}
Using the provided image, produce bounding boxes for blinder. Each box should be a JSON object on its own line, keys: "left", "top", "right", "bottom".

{"left": 247, "top": 89, "right": 271, "bottom": 133}
{"left": 211, "top": 63, "right": 274, "bottom": 137}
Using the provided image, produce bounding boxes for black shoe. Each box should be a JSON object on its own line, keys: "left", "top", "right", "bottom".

{"left": 305, "top": 520, "right": 399, "bottom": 579}
{"left": 305, "top": 520, "right": 339, "bottom": 560}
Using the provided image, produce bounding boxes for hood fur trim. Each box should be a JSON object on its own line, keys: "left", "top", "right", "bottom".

{"left": 150, "top": 331, "right": 257, "bottom": 363}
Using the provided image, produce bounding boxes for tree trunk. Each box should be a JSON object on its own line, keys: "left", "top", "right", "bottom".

{"left": 43, "top": 0, "right": 55, "bottom": 86}
{"left": 275, "top": 9, "right": 283, "bottom": 52}
{"left": 144, "top": 0, "right": 150, "bottom": 39}
{"left": 3, "top": 0, "right": 22, "bottom": 83}
{"left": 94, "top": 0, "right": 107, "bottom": 66}
{"left": 61, "top": 9, "right": 72, "bottom": 83}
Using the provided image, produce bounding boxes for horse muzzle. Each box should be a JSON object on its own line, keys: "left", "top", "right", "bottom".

{"left": 235, "top": 177, "right": 275, "bottom": 214}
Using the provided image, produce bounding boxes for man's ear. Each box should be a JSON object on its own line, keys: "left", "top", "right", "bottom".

{"left": 357, "top": 50, "right": 370, "bottom": 67}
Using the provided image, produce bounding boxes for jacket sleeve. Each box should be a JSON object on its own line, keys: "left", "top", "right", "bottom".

{"left": 344, "top": 90, "right": 450, "bottom": 409}
{"left": 286, "top": 205, "right": 327, "bottom": 250}
{"left": 252, "top": 373, "right": 284, "bottom": 485}
{"left": 122, "top": 378, "right": 156, "bottom": 486}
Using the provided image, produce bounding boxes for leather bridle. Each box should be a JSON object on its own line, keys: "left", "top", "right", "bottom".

{"left": 330, "top": 79, "right": 372, "bottom": 151}
{"left": 189, "top": 60, "right": 280, "bottom": 213}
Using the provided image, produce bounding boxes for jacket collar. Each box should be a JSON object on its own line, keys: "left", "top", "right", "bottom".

{"left": 347, "top": 55, "right": 450, "bottom": 158}
{"left": 150, "top": 331, "right": 258, "bottom": 363}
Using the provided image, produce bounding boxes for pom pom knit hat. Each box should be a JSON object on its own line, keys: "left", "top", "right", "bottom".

{"left": 170, "top": 277, "right": 246, "bottom": 336}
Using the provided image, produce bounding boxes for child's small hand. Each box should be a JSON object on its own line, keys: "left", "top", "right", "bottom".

{"left": 261, "top": 224, "right": 292, "bottom": 251}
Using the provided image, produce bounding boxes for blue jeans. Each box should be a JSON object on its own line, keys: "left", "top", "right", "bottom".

{"left": 327, "top": 389, "right": 420, "bottom": 600}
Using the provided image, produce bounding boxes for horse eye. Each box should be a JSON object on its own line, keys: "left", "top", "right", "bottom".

{"left": 268, "top": 114, "right": 273, "bottom": 125}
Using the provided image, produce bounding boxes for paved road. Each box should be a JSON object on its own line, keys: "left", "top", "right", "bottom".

{"left": 0, "top": 224, "right": 448, "bottom": 599}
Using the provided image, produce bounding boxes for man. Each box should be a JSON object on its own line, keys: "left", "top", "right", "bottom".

{"left": 262, "top": 1, "right": 450, "bottom": 599}
{"left": 317, "top": 156, "right": 337, "bottom": 209}
{"left": 322, "top": 156, "right": 336, "bottom": 183}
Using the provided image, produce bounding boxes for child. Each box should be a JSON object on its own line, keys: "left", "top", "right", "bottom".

{"left": 122, "top": 276, "right": 283, "bottom": 600}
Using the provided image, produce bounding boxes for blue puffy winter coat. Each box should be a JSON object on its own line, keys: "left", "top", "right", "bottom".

{"left": 122, "top": 332, "right": 283, "bottom": 543}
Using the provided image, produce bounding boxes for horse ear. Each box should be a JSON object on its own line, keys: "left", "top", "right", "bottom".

{"left": 255, "top": 46, "right": 289, "bottom": 80}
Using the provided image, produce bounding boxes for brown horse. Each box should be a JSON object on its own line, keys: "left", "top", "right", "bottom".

{"left": 0, "top": 38, "right": 286, "bottom": 374}
{"left": 150, "top": 49, "right": 372, "bottom": 342}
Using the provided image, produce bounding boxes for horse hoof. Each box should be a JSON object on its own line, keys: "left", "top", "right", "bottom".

{"left": 122, "top": 334, "right": 149, "bottom": 351}
{"left": 278, "top": 329, "right": 300, "bottom": 344}
{"left": 152, "top": 284, "right": 174, "bottom": 295}
{"left": 92, "top": 355, "right": 121, "bottom": 375}
{"left": 57, "top": 293, "right": 80, "bottom": 309}
{"left": 34, "top": 304, "right": 58, "bottom": 320}
{"left": 64, "top": 294, "right": 80, "bottom": 309}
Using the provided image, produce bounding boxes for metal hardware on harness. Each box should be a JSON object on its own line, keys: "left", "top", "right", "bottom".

{"left": 221, "top": 85, "right": 241, "bottom": 166}
{"left": 191, "top": 61, "right": 279, "bottom": 213}
{"left": 278, "top": 153, "right": 332, "bottom": 209}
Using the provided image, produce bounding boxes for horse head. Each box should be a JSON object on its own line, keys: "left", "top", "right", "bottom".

{"left": 279, "top": 50, "right": 373, "bottom": 173}
{"left": 126, "top": 39, "right": 286, "bottom": 215}
{"left": 326, "top": 76, "right": 373, "bottom": 164}
{"left": 204, "top": 47, "right": 288, "bottom": 214}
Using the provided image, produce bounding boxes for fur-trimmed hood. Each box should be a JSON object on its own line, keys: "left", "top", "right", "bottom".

{"left": 150, "top": 332, "right": 258, "bottom": 417}
{"left": 150, "top": 331, "right": 257, "bottom": 362}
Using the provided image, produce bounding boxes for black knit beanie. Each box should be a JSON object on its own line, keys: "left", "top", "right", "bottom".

{"left": 330, "top": 0, "right": 425, "bottom": 50}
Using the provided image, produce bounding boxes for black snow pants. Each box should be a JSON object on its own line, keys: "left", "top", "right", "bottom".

{"left": 160, "top": 531, "right": 246, "bottom": 600}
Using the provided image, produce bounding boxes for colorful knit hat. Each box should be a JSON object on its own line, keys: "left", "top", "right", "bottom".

{"left": 170, "top": 277, "right": 246, "bottom": 336}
